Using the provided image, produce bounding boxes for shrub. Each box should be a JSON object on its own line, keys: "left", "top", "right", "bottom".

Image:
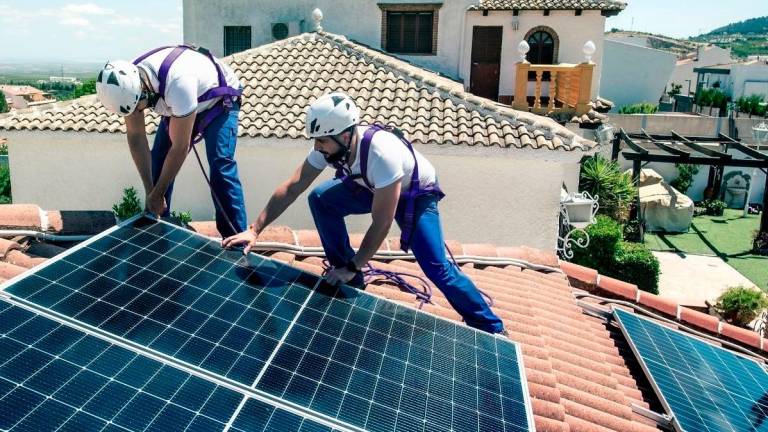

{"left": 570, "top": 216, "right": 660, "bottom": 294}
{"left": 171, "top": 210, "right": 192, "bottom": 225}
{"left": 736, "top": 94, "right": 767, "bottom": 116}
{"left": 579, "top": 155, "right": 636, "bottom": 222}
{"left": 754, "top": 231, "right": 768, "bottom": 256}
{"left": 609, "top": 242, "right": 660, "bottom": 294}
{"left": 618, "top": 103, "right": 658, "bottom": 114}
{"left": 695, "top": 88, "right": 729, "bottom": 111}
{"left": 670, "top": 163, "right": 700, "bottom": 194}
{"left": 701, "top": 199, "right": 726, "bottom": 216}
{"left": 570, "top": 215, "right": 622, "bottom": 270}
{"left": 0, "top": 165, "right": 11, "bottom": 204}
{"left": 112, "top": 187, "right": 142, "bottom": 220}
{"left": 714, "top": 286, "right": 768, "bottom": 327}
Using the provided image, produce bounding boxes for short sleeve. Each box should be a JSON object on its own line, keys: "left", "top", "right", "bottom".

{"left": 306, "top": 149, "right": 328, "bottom": 170}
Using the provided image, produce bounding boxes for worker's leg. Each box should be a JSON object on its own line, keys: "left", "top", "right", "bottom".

{"left": 150, "top": 119, "right": 174, "bottom": 216}
{"left": 402, "top": 196, "right": 504, "bottom": 333}
{"left": 308, "top": 179, "right": 373, "bottom": 287}
{"left": 203, "top": 107, "right": 248, "bottom": 238}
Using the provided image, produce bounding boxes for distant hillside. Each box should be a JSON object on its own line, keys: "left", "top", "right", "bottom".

{"left": 706, "top": 16, "right": 768, "bottom": 36}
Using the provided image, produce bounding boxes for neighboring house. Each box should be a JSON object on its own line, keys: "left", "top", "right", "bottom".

{"left": 0, "top": 31, "right": 598, "bottom": 250}
{"left": 600, "top": 39, "right": 677, "bottom": 111}
{"left": 183, "top": 0, "right": 625, "bottom": 120}
{"left": 668, "top": 45, "right": 732, "bottom": 96}
{"left": 695, "top": 59, "right": 768, "bottom": 100}
{"left": 0, "top": 85, "right": 56, "bottom": 110}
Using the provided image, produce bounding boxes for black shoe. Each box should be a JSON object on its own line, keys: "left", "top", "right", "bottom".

{"left": 348, "top": 271, "right": 366, "bottom": 290}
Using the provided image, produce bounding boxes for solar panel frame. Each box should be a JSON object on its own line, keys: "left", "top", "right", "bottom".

{"left": 613, "top": 307, "right": 768, "bottom": 432}
{"left": 0, "top": 215, "right": 536, "bottom": 432}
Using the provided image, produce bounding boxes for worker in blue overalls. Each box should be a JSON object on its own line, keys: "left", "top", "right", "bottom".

{"left": 95, "top": 46, "right": 247, "bottom": 237}
{"left": 223, "top": 92, "right": 505, "bottom": 334}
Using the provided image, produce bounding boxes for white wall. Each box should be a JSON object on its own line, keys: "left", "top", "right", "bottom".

{"left": 731, "top": 62, "right": 768, "bottom": 100}
{"left": 183, "top": 0, "right": 473, "bottom": 79}
{"left": 604, "top": 33, "right": 648, "bottom": 48}
{"left": 667, "top": 46, "right": 732, "bottom": 96}
{"left": 6, "top": 131, "right": 578, "bottom": 250}
{"left": 600, "top": 40, "right": 676, "bottom": 110}
{"left": 460, "top": 9, "right": 606, "bottom": 99}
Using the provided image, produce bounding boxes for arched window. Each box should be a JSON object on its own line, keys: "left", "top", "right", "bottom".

{"left": 526, "top": 31, "right": 555, "bottom": 64}
{"left": 524, "top": 27, "right": 559, "bottom": 81}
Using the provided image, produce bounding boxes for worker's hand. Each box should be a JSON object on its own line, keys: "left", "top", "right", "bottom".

{"left": 324, "top": 267, "right": 357, "bottom": 286}
{"left": 222, "top": 229, "right": 258, "bottom": 255}
{"left": 145, "top": 190, "right": 167, "bottom": 216}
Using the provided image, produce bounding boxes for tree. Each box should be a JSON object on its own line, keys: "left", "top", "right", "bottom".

{"left": 73, "top": 79, "right": 96, "bottom": 99}
{"left": 0, "top": 94, "right": 7, "bottom": 114}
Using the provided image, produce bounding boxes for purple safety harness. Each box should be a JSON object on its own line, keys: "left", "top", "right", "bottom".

{"left": 332, "top": 124, "right": 444, "bottom": 253}
{"left": 132, "top": 45, "right": 242, "bottom": 145}
{"left": 327, "top": 125, "right": 496, "bottom": 311}
{"left": 132, "top": 45, "right": 242, "bottom": 235}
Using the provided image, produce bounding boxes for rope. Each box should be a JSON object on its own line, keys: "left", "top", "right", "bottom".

{"left": 190, "top": 144, "right": 239, "bottom": 236}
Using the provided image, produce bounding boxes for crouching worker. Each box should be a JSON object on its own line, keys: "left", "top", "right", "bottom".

{"left": 223, "top": 92, "right": 504, "bottom": 334}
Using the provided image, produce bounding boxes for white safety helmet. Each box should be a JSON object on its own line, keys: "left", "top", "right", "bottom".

{"left": 95, "top": 60, "right": 143, "bottom": 116}
{"left": 305, "top": 92, "right": 360, "bottom": 138}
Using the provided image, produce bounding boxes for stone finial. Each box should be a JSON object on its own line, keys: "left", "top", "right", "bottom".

{"left": 583, "top": 40, "right": 596, "bottom": 63}
{"left": 312, "top": 8, "right": 323, "bottom": 32}
{"left": 517, "top": 40, "right": 530, "bottom": 63}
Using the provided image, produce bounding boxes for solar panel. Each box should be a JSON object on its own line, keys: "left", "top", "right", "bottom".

{"left": 614, "top": 307, "right": 768, "bottom": 432}
{"left": 0, "top": 299, "right": 335, "bottom": 432}
{"left": 1, "top": 216, "right": 535, "bottom": 432}
{"left": 255, "top": 282, "right": 533, "bottom": 432}
{"left": 5, "top": 218, "right": 318, "bottom": 386}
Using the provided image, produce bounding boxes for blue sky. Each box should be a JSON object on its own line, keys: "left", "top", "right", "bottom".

{"left": 0, "top": 1, "right": 766, "bottom": 61}
{"left": 605, "top": 0, "right": 768, "bottom": 38}
{"left": 0, "top": 1, "right": 182, "bottom": 62}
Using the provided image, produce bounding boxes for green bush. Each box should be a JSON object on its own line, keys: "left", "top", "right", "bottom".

{"left": 736, "top": 94, "right": 767, "bottom": 116}
{"left": 695, "top": 88, "right": 729, "bottom": 111}
{"left": 701, "top": 199, "right": 726, "bottom": 216}
{"left": 670, "top": 163, "right": 700, "bottom": 194}
{"left": 112, "top": 187, "right": 142, "bottom": 220}
{"left": 571, "top": 215, "right": 622, "bottom": 269}
{"left": 171, "top": 210, "right": 192, "bottom": 225}
{"left": 579, "top": 155, "right": 636, "bottom": 222}
{"left": 0, "top": 165, "right": 11, "bottom": 204}
{"left": 610, "top": 242, "right": 660, "bottom": 294}
{"left": 714, "top": 286, "right": 768, "bottom": 327}
{"left": 618, "top": 103, "right": 658, "bottom": 114}
{"left": 570, "top": 216, "right": 660, "bottom": 294}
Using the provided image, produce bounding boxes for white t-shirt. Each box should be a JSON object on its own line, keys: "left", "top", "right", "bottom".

{"left": 136, "top": 47, "right": 241, "bottom": 118}
{"left": 306, "top": 126, "right": 437, "bottom": 193}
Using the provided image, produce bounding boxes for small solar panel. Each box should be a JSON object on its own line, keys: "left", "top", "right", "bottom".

{"left": 614, "top": 308, "right": 768, "bottom": 432}
{"left": 256, "top": 282, "right": 534, "bottom": 432}
{"left": 5, "top": 218, "right": 318, "bottom": 386}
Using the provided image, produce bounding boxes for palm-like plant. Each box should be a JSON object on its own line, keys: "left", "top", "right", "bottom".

{"left": 579, "top": 155, "right": 636, "bottom": 221}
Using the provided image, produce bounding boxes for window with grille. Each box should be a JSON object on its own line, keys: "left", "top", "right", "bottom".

{"left": 223, "top": 26, "right": 251, "bottom": 56}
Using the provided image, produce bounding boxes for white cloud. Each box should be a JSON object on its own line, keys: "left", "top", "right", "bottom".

{"left": 60, "top": 16, "right": 91, "bottom": 27}
{"left": 62, "top": 4, "right": 114, "bottom": 15}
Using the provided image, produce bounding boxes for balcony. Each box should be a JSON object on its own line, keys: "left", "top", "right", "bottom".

{"left": 512, "top": 62, "right": 594, "bottom": 117}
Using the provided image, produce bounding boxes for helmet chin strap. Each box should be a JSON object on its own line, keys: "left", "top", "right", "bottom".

{"left": 326, "top": 126, "right": 356, "bottom": 166}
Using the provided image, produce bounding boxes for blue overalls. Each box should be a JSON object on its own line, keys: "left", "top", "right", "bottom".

{"left": 307, "top": 125, "right": 505, "bottom": 334}
{"left": 134, "top": 45, "right": 248, "bottom": 238}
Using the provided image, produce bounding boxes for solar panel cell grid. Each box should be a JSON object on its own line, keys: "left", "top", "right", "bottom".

{"left": 615, "top": 308, "right": 768, "bottom": 432}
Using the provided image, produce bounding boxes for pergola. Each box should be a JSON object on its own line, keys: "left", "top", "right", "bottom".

{"left": 611, "top": 128, "right": 768, "bottom": 240}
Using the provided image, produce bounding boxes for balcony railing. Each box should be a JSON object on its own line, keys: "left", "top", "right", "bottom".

{"left": 512, "top": 62, "right": 594, "bottom": 117}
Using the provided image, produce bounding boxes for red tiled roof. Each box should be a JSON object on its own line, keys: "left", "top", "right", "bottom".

{"left": 1, "top": 205, "right": 766, "bottom": 432}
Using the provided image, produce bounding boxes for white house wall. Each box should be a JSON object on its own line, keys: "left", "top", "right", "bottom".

{"left": 183, "top": 0, "right": 474, "bottom": 78}
{"left": 730, "top": 63, "right": 768, "bottom": 100}
{"left": 600, "top": 40, "right": 676, "bottom": 110}
{"left": 5, "top": 131, "right": 571, "bottom": 250}
{"left": 668, "top": 46, "right": 732, "bottom": 96}
{"left": 461, "top": 9, "right": 606, "bottom": 100}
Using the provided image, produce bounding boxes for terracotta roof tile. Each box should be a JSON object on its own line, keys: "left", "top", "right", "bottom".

{"left": 0, "top": 33, "right": 595, "bottom": 152}
{"left": 468, "top": 0, "right": 627, "bottom": 11}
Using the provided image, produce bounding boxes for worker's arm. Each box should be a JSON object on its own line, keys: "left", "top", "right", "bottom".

{"left": 146, "top": 113, "right": 196, "bottom": 215}
{"left": 124, "top": 110, "right": 153, "bottom": 195}
{"left": 325, "top": 180, "right": 400, "bottom": 285}
{"left": 222, "top": 160, "right": 323, "bottom": 253}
